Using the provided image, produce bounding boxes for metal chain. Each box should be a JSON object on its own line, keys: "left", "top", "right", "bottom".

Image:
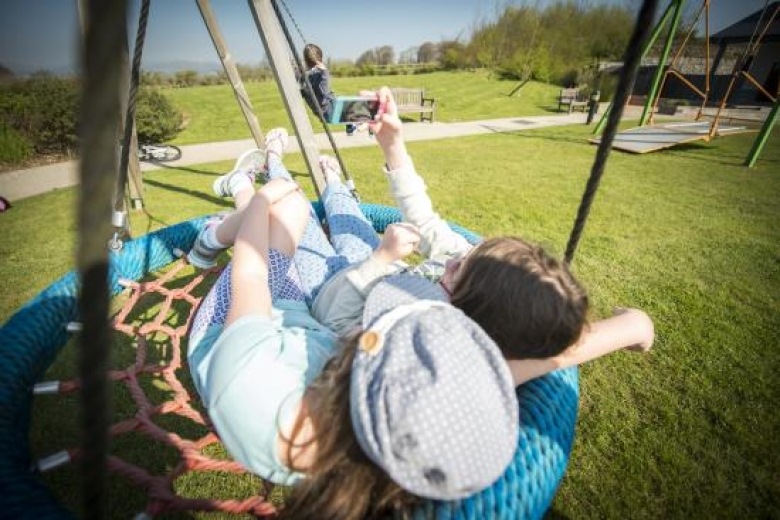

{"left": 277, "top": 0, "right": 307, "bottom": 43}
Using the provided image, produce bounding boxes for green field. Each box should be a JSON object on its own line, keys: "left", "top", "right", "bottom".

{"left": 2, "top": 71, "right": 779, "bottom": 518}
{"left": 165, "top": 70, "right": 562, "bottom": 144}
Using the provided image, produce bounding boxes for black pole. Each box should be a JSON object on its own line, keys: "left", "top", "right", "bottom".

{"left": 78, "top": 1, "right": 128, "bottom": 518}
{"left": 564, "top": 0, "right": 659, "bottom": 264}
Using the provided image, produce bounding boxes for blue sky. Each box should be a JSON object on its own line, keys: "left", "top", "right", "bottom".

{"left": 0, "top": 0, "right": 772, "bottom": 75}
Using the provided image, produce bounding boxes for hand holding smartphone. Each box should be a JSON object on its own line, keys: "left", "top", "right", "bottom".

{"left": 329, "top": 95, "right": 380, "bottom": 124}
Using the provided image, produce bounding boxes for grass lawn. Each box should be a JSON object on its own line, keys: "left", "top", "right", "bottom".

{"left": 164, "top": 70, "right": 562, "bottom": 145}
{"left": 2, "top": 121, "right": 779, "bottom": 518}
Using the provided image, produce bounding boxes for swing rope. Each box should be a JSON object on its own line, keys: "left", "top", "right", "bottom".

{"left": 113, "top": 0, "right": 151, "bottom": 245}
{"left": 274, "top": 0, "right": 360, "bottom": 201}
{"left": 564, "top": 0, "right": 658, "bottom": 264}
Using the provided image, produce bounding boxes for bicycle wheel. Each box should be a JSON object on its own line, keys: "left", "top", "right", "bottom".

{"left": 156, "top": 145, "right": 182, "bottom": 162}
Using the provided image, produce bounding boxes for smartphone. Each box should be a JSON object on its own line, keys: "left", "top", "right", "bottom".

{"left": 329, "top": 96, "right": 380, "bottom": 124}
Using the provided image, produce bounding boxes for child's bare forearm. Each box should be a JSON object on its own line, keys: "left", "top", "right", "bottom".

{"left": 507, "top": 308, "right": 654, "bottom": 386}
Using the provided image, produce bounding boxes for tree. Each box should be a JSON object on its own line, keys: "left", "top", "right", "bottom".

{"left": 376, "top": 45, "right": 395, "bottom": 66}
{"left": 0, "top": 64, "right": 14, "bottom": 84}
{"left": 135, "top": 88, "right": 183, "bottom": 144}
{"left": 417, "top": 41, "right": 438, "bottom": 63}
{"left": 356, "top": 49, "right": 377, "bottom": 66}
{"left": 174, "top": 70, "right": 198, "bottom": 88}
{"left": 438, "top": 40, "right": 467, "bottom": 70}
{"left": 399, "top": 47, "right": 418, "bottom": 65}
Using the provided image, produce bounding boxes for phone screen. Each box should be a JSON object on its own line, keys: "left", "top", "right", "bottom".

{"left": 333, "top": 97, "right": 379, "bottom": 123}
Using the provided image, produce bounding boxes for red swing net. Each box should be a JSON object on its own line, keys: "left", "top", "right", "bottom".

{"left": 35, "top": 260, "right": 279, "bottom": 517}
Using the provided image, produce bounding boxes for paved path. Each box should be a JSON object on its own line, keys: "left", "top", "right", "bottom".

{"left": 0, "top": 108, "right": 620, "bottom": 202}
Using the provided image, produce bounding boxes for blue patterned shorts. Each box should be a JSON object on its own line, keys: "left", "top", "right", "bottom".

{"left": 190, "top": 249, "right": 304, "bottom": 343}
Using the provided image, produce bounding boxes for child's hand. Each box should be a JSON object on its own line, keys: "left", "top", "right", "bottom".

{"left": 363, "top": 87, "right": 405, "bottom": 165}
{"left": 373, "top": 222, "right": 421, "bottom": 264}
{"left": 613, "top": 307, "right": 655, "bottom": 352}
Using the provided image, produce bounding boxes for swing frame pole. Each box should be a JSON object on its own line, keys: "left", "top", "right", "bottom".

{"left": 271, "top": 0, "right": 359, "bottom": 200}
{"left": 647, "top": 0, "right": 710, "bottom": 126}
{"left": 745, "top": 96, "right": 779, "bottom": 168}
{"left": 196, "top": 0, "right": 265, "bottom": 149}
{"left": 593, "top": 0, "right": 676, "bottom": 134}
{"left": 638, "top": 0, "right": 686, "bottom": 127}
{"left": 247, "top": 0, "right": 326, "bottom": 198}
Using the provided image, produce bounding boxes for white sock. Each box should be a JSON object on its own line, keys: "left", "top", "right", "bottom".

{"left": 266, "top": 152, "right": 283, "bottom": 171}
{"left": 202, "top": 222, "right": 228, "bottom": 249}
{"left": 227, "top": 171, "right": 252, "bottom": 198}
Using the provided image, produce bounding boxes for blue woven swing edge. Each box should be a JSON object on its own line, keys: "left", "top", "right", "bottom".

{"left": 0, "top": 204, "right": 578, "bottom": 519}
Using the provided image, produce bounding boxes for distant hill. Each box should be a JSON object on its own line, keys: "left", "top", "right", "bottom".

{"left": 2, "top": 59, "right": 228, "bottom": 77}
{"left": 141, "top": 60, "right": 224, "bottom": 74}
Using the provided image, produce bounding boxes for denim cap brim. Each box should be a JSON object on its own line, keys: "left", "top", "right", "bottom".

{"left": 351, "top": 273, "right": 519, "bottom": 500}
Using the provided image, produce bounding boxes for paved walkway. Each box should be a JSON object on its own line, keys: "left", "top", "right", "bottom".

{"left": 0, "top": 107, "right": 623, "bottom": 202}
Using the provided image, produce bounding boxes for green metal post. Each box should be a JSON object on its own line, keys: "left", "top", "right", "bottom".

{"left": 593, "top": 0, "right": 677, "bottom": 134}
{"left": 745, "top": 97, "right": 779, "bottom": 168}
{"left": 639, "top": 0, "right": 685, "bottom": 126}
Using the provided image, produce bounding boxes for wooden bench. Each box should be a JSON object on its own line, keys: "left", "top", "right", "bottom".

{"left": 391, "top": 87, "right": 436, "bottom": 122}
{"left": 558, "top": 88, "right": 588, "bottom": 113}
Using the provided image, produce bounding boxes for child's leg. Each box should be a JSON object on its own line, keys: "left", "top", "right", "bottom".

{"left": 319, "top": 155, "right": 379, "bottom": 263}
{"left": 259, "top": 129, "right": 345, "bottom": 303}
{"left": 264, "top": 128, "right": 293, "bottom": 182}
{"left": 189, "top": 249, "right": 306, "bottom": 346}
{"left": 290, "top": 156, "right": 383, "bottom": 304}
{"left": 190, "top": 186, "right": 310, "bottom": 344}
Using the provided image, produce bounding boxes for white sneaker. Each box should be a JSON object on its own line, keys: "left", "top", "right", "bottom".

{"left": 234, "top": 148, "right": 266, "bottom": 175}
{"left": 213, "top": 148, "right": 265, "bottom": 197}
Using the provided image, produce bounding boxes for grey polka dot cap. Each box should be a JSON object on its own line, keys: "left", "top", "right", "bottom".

{"left": 350, "top": 274, "right": 519, "bottom": 500}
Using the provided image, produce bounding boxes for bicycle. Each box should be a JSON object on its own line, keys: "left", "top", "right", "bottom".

{"left": 138, "top": 143, "right": 182, "bottom": 162}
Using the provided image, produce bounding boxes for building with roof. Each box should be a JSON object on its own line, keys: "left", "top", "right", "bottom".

{"left": 627, "top": 1, "right": 778, "bottom": 107}
{"left": 709, "top": 1, "right": 779, "bottom": 104}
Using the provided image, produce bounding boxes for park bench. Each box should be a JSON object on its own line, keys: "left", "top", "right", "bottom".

{"left": 391, "top": 87, "right": 436, "bottom": 122}
{"left": 558, "top": 88, "right": 588, "bottom": 113}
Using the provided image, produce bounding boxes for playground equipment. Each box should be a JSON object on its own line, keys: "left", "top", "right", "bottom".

{"left": 0, "top": 0, "right": 661, "bottom": 517}
{"left": 591, "top": 0, "right": 778, "bottom": 166}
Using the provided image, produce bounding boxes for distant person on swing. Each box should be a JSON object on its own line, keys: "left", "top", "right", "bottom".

{"left": 298, "top": 43, "right": 357, "bottom": 136}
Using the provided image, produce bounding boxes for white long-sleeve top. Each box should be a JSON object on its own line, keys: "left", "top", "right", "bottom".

{"left": 311, "top": 157, "right": 473, "bottom": 336}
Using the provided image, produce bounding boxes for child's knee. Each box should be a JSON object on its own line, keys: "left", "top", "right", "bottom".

{"left": 269, "top": 189, "right": 310, "bottom": 225}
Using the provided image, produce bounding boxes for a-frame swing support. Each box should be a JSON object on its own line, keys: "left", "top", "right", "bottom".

{"left": 196, "top": 0, "right": 265, "bottom": 148}
{"left": 638, "top": 0, "right": 687, "bottom": 127}
{"left": 593, "top": 0, "right": 777, "bottom": 167}
{"left": 746, "top": 96, "right": 779, "bottom": 168}
{"left": 247, "top": 0, "right": 327, "bottom": 197}
{"left": 104, "top": 0, "right": 270, "bottom": 247}
{"left": 592, "top": 0, "right": 683, "bottom": 134}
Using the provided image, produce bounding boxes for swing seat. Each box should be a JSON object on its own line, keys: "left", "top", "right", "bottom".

{"left": 0, "top": 204, "right": 578, "bottom": 519}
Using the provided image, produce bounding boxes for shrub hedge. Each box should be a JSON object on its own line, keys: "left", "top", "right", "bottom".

{"left": 0, "top": 78, "right": 183, "bottom": 165}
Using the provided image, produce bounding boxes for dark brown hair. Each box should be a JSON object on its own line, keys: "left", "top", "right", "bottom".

{"left": 450, "top": 237, "right": 589, "bottom": 360}
{"left": 279, "top": 333, "right": 417, "bottom": 520}
{"left": 303, "top": 43, "right": 324, "bottom": 69}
